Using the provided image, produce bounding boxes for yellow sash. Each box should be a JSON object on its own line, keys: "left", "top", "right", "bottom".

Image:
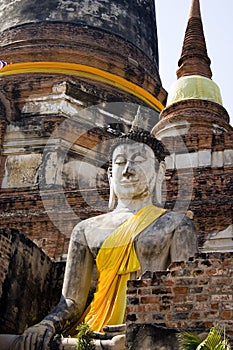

{"left": 83, "top": 205, "right": 166, "bottom": 332}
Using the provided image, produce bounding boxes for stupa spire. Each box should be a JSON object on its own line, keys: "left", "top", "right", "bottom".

{"left": 176, "top": 0, "right": 212, "bottom": 79}
{"left": 189, "top": 0, "right": 201, "bottom": 18}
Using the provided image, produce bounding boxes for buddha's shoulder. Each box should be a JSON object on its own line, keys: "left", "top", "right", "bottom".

{"left": 153, "top": 210, "right": 195, "bottom": 231}
{"left": 72, "top": 210, "right": 131, "bottom": 234}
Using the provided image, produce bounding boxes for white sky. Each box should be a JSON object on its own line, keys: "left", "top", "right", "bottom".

{"left": 155, "top": 0, "right": 233, "bottom": 126}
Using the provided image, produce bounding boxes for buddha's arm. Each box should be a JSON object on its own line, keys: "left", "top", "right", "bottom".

{"left": 170, "top": 215, "right": 198, "bottom": 262}
{"left": 12, "top": 225, "right": 94, "bottom": 349}
{"left": 42, "top": 226, "right": 94, "bottom": 333}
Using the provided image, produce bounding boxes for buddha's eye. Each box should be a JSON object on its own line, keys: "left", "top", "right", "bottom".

{"left": 133, "top": 155, "right": 146, "bottom": 163}
{"left": 114, "top": 156, "right": 126, "bottom": 165}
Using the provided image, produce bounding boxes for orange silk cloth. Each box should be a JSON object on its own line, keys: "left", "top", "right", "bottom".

{"left": 84, "top": 205, "right": 166, "bottom": 332}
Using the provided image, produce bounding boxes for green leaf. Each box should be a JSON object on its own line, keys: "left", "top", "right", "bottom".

{"left": 178, "top": 326, "right": 231, "bottom": 350}
{"left": 178, "top": 331, "right": 203, "bottom": 350}
{"left": 196, "top": 327, "right": 224, "bottom": 350}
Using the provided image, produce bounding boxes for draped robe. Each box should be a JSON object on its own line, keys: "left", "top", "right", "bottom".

{"left": 79, "top": 205, "right": 166, "bottom": 332}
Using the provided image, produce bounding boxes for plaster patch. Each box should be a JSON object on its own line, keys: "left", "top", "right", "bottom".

{"left": 202, "top": 225, "right": 233, "bottom": 252}
{"left": 224, "top": 150, "right": 233, "bottom": 167}
{"left": 62, "top": 160, "right": 106, "bottom": 189}
{"left": 2, "top": 154, "right": 42, "bottom": 188}
{"left": 212, "top": 151, "right": 223, "bottom": 168}
{"left": 198, "top": 150, "right": 211, "bottom": 167}
{"left": 175, "top": 152, "right": 198, "bottom": 169}
{"left": 165, "top": 154, "right": 175, "bottom": 170}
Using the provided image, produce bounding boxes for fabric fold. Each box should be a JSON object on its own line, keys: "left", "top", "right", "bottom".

{"left": 79, "top": 205, "right": 166, "bottom": 332}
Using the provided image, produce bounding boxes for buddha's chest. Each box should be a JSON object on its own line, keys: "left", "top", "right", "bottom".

{"left": 134, "top": 226, "right": 173, "bottom": 272}
{"left": 88, "top": 222, "right": 174, "bottom": 272}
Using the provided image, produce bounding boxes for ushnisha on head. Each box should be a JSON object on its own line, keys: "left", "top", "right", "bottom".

{"left": 108, "top": 129, "right": 168, "bottom": 209}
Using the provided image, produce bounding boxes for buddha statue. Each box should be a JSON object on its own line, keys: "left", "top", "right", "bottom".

{"left": 0, "top": 129, "right": 198, "bottom": 350}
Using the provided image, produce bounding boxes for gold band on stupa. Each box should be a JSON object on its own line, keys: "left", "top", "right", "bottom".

{"left": 166, "top": 75, "right": 223, "bottom": 107}
{"left": 0, "top": 62, "right": 164, "bottom": 112}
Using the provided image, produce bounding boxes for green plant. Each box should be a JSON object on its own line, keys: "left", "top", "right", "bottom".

{"left": 75, "top": 322, "right": 95, "bottom": 350}
{"left": 178, "top": 326, "right": 231, "bottom": 350}
{"left": 178, "top": 331, "right": 203, "bottom": 350}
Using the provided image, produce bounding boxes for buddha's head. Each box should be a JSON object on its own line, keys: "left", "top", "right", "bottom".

{"left": 108, "top": 130, "right": 167, "bottom": 208}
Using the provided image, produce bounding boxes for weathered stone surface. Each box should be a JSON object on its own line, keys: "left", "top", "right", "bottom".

{"left": 0, "top": 228, "right": 65, "bottom": 334}
{"left": 126, "top": 324, "right": 179, "bottom": 350}
{"left": 0, "top": 0, "right": 159, "bottom": 64}
{"left": 202, "top": 225, "right": 233, "bottom": 252}
{"left": 2, "top": 154, "right": 42, "bottom": 188}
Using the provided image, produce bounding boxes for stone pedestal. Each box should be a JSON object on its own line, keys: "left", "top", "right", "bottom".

{"left": 126, "top": 324, "right": 179, "bottom": 350}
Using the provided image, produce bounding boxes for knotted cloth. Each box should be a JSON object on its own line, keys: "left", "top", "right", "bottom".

{"left": 83, "top": 205, "right": 166, "bottom": 332}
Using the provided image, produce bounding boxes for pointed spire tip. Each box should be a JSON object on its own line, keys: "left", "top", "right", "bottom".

{"left": 189, "top": 0, "right": 201, "bottom": 19}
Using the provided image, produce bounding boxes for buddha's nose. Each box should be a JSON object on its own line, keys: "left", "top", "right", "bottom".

{"left": 122, "top": 161, "right": 135, "bottom": 177}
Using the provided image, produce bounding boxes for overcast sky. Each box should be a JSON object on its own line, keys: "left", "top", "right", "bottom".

{"left": 155, "top": 0, "right": 233, "bottom": 126}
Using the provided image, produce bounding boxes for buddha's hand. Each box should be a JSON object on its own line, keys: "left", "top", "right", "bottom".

{"left": 93, "top": 324, "right": 126, "bottom": 340}
{"left": 103, "top": 324, "right": 126, "bottom": 349}
{"left": 94, "top": 334, "right": 125, "bottom": 350}
{"left": 111, "top": 334, "right": 125, "bottom": 349}
{"left": 11, "top": 320, "right": 55, "bottom": 350}
{"left": 103, "top": 324, "right": 126, "bottom": 337}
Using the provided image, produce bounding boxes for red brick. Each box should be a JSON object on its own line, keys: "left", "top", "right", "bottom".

{"left": 221, "top": 311, "right": 232, "bottom": 320}
{"left": 173, "top": 287, "right": 188, "bottom": 295}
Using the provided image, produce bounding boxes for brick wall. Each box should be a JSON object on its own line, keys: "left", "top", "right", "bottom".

{"left": 153, "top": 99, "right": 233, "bottom": 247}
{"left": 164, "top": 166, "right": 233, "bottom": 245}
{"left": 0, "top": 187, "right": 109, "bottom": 258}
{"left": 126, "top": 252, "right": 233, "bottom": 338}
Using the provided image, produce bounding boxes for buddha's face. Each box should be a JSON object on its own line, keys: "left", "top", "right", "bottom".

{"left": 111, "top": 142, "right": 159, "bottom": 200}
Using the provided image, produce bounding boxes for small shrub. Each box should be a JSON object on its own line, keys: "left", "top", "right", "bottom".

{"left": 76, "top": 323, "right": 95, "bottom": 350}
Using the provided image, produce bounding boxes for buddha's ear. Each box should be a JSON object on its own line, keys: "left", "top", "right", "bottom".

{"left": 155, "top": 161, "right": 166, "bottom": 205}
{"left": 108, "top": 168, "right": 117, "bottom": 210}
{"left": 107, "top": 167, "right": 111, "bottom": 181}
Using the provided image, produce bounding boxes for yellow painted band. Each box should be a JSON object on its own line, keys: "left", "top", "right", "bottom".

{"left": 0, "top": 62, "right": 164, "bottom": 112}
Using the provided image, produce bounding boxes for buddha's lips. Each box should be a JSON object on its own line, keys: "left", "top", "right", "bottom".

{"left": 120, "top": 180, "right": 144, "bottom": 185}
